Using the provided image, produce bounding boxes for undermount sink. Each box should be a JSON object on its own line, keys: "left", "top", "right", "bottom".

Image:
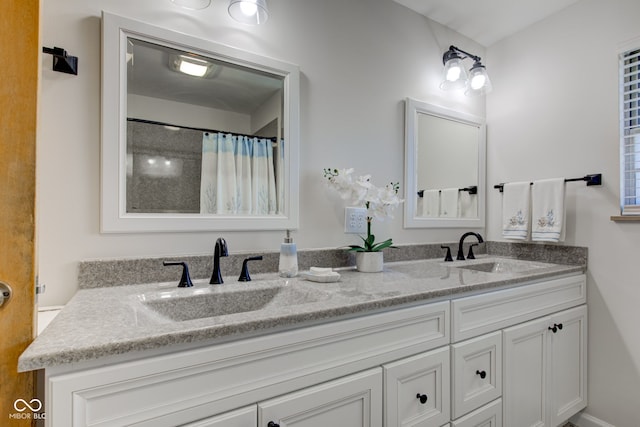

{"left": 140, "top": 284, "right": 330, "bottom": 322}
{"left": 455, "top": 259, "right": 548, "bottom": 274}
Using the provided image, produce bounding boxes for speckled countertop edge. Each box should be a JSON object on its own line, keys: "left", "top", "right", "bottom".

{"left": 19, "top": 251, "right": 585, "bottom": 372}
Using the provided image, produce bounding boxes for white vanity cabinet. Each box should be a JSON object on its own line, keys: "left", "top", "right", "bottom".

{"left": 41, "top": 272, "right": 587, "bottom": 427}
{"left": 451, "top": 274, "right": 587, "bottom": 427}
{"left": 503, "top": 305, "right": 587, "bottom": 427}
{"left": 44, "top": 301, "right": 449, "bottom": 427}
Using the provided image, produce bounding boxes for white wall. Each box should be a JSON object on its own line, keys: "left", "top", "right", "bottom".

{"left": 38, "top": 0, "right": 485, "bottom": 305}
{"left": 486, "top": 0, "right": 640, "bottom": 425}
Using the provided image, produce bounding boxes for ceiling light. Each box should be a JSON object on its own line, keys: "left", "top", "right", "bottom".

{"left": 169, "top": 55, "right": 215, "bottom": 78}
{"left": 228, "top": 0, "right": 269, "bottom": 25}
{"left": 170, "top": 0, "right": 211, "bottom": 10}
{"left": 440, "top": 45, "right": 492, "bottom": 96}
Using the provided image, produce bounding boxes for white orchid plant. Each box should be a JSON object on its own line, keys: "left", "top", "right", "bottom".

{"left": 323, "top": 168, "right": 404, "bottom": 252}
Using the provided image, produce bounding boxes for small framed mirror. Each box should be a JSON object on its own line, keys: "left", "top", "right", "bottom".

{"left": 101, "top": 12, "right": 300, "bottom": 233}
{"left": 404, "top": 98, "right": 486, "bottom": 228}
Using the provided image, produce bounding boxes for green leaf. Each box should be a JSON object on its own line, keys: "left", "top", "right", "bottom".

{"left": 370, "top": 238, "right": 394, "bottom": 252}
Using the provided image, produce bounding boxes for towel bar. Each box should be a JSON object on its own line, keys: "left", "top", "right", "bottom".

{"left": 494, "top": 174, "right": 602, "bottom": 193}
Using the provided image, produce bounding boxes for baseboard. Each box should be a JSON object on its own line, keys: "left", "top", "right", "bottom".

{"left": 570, "top": 412, "right": 616, "bottom": 427}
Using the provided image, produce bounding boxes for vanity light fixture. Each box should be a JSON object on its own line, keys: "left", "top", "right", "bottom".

{"left": 440, "top": 45, "right": 492, "bottom": 96}
{"left": 228, "top": 0, "right": 269, "bottom": 25}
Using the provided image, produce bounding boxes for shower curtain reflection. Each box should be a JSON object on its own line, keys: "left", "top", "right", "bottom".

{"left": 200, "top": 132, "right": 279, "bottom": 215}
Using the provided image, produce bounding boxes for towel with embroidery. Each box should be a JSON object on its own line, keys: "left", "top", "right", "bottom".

{"left": 531, "top": 178, "right": 566, "bottom": 242}
{"left": 502, "top": 181, "right": 531, "bottom": 240}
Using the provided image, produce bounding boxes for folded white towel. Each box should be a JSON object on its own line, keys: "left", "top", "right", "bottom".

{"left": 531, "top": 178, "right": 566, "bottom": 242}
{"left": 421, "top": 190, "right": 440, "bottom": 217}
{"left": 502, "top": 182, "right": 531, "bottom": 240}
{"left": 440, "top": 188, "right": 459, "bottom": 218}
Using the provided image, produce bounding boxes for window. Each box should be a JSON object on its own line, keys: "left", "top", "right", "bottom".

{"left": 620, "top": 46, "right": 640, "bottom": 215}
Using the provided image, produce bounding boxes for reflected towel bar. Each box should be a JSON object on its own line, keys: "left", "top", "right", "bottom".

{"left": 418, "top": 186, "right": 477, "bottom": 198}
{"left": 493, "top": 174, "right": 602, "bottom": 193}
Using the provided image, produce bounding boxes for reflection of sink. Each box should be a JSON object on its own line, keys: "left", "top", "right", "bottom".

{"left": 141, "top": 285, "right": 330, "bottom": 322}
{"left": 456, "top": 259, "right": 547, "bottom": 274}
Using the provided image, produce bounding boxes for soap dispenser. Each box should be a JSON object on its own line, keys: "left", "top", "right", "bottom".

{"left": 278, "top": 230, "right": 298, "bottom": 278}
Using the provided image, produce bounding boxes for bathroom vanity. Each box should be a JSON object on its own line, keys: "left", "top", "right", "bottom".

{"left": 20, "top": 256, "right": 587, "bottom": 427}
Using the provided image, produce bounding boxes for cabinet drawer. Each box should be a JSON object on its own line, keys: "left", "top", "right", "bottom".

{"left": 451, "top": 332, "right": 502, "bottom": 419}
{"left": 258, "top": 368, "right": 382, "bottom": 427}
{"left": 451, "top": 399, "right": 502, "bottom": 427}
{"left": 452, "top": 274, "right": 585, "bottom": 342}
{"left": 183, "top": 405, "right": 257, "bottom": 427}
{"left": 383, "top": 346, "right": 450, "bottom": 427}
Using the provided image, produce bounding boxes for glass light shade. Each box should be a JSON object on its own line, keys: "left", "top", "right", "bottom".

{"left": 465, "top": 63, "right": 492, "bottom": 97}
{"left": 440, "top": 57, "right": 468, "bottom": 90}
{"left": 170, "top": 0, "right": 211, "bottom": 10}
{"left": 228, "top": 0, "right": 269, "bottom": 25}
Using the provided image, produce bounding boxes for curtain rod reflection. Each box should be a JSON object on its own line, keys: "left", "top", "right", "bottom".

{"left": 417, "top": 186, "right": 477, "bottom": 197}
{"left": 127, "top": 117, "right": 278, "bottom": 142}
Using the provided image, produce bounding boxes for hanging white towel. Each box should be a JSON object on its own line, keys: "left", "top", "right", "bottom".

{"left": 440, "top": 188, "right": 459, "bottom": 218}
{"left": 421, "top": 190, "right": 440, "bottom": 217}
{"left": 458, "top": 191, "right": 477, "bottom": 218}
{"left": 531, "top": 178, "right": 566, "bottom": 242}
{"left": 502, "top": 181, "right": 531, "bottom": 240}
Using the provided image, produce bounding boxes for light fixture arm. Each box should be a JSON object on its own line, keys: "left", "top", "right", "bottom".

{"left": 443, "top": 45, "right": 482, "bottom": 65}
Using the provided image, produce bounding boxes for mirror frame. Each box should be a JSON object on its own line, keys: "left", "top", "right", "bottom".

{"left": 101, "top": 12, "right": 300, "bottom": 233}
{"left": 403, "top": 97, "right": 486, "bottom": 228}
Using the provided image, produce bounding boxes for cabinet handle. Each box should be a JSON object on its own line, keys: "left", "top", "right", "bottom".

{"left": 548, "top": 323, "right": 563, "bottom": 333}
{"left": 267, "top": 422, "right": 280, "bottom": 427}
{"left": 416, "top": 393, "right": 428, "bottom": 404}
{"left": 476, "top": 370, "right": 487, "bottom": 379}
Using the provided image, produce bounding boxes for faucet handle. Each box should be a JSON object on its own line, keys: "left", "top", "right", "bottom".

{"left": 163, "top": 261, "right": 194, "bottom": 288}
{"left": 440, "top": 246, "right": 453, "bottom": 262}
{"left": 238, "top": 256, "right": 263, "bottom": 282}
{"left": 467, "top": 243, "right": 479, "bottom": 260}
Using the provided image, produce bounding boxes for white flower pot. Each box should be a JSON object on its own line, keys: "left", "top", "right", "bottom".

{"left": 355, "top": 251, "right": 384, "bottom": 273}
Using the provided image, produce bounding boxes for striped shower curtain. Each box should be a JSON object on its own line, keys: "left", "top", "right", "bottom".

{"left": 200, "top": 132, "right": 278, "bottom": 215}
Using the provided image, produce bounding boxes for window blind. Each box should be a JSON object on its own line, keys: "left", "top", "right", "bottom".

{"left": 620, "top": 48, "right": 640, "bottom": 215}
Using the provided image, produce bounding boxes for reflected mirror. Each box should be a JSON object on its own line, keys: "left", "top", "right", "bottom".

{"left": 404, "top": 98, "right": 486, "bottom": 228}
{"left": 101, "top": 12, "right": 300, "bottom": 233}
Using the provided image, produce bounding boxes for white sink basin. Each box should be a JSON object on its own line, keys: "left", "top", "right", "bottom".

{"left": 138, "top": 283, "right": 331, "bottom": 322}
{"left": 455, "top": 259, "right": 549, "bottom": 274}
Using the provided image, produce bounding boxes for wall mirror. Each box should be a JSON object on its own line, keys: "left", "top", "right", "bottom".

{"left": 404, "top": 98, "right": 486, "bottom": 228}
{"left": 101, "top": 12, "right": 300, "bottom": 233}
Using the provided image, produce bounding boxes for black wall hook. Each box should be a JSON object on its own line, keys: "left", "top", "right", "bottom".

{"left": 42, "top": 46, "right": 78, "bottom": 75}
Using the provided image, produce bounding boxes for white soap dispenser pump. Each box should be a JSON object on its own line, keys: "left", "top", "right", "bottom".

{"left": 278, "top": 230, "right": 298, "bottom": 278}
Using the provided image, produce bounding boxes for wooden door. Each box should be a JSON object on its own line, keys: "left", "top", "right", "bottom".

{"left": 0, "top": 0, "right": 39, "bottom": 424}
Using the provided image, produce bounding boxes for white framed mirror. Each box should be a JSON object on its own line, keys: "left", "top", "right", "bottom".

{"left": 404, "top": 97, "right": 486, "bottom": 228}
{"left": 101, "top": 12, "right": 300, "bottom": 233}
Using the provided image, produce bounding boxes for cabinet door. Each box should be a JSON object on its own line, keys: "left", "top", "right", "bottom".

{"left": 258, "top": 368, "right": 382, "bottom": 427}
{"left": 183, "top": 405, "right": 257, "bottom": 427}
{"left": 451, "top": 331, "right": 502, "bottom": 419}
{"left": 549, "top": 305, "right": 587, "bottom": 426}
{"left": 503, "top": 316, "right": 550, "bottom": 427}
{"left": 383, "top": 346, "right": 450, "bottom": 427}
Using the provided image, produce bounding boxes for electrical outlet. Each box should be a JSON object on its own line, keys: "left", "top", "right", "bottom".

{"left": 344, "top": 207, "right": 367, "bottom": 234}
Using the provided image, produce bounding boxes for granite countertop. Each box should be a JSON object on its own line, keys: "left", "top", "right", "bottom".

{"left": 18, "top": 256, "right": 584, "bottom": 372}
